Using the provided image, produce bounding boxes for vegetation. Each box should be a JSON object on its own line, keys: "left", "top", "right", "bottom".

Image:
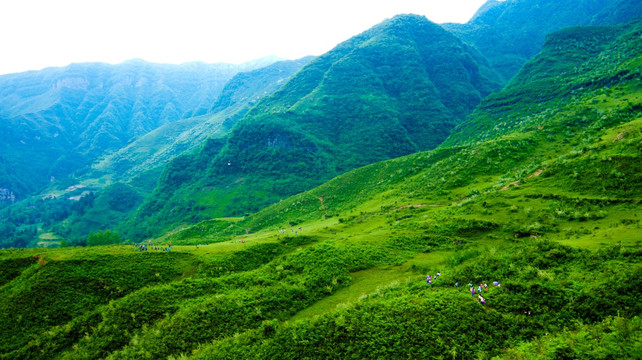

{"left": 1, "top": 4, "right": 642, "bottom": 360}
{"left": 444, "top": 0, "right": 642, "bottom": 82}
{"left": 0, "top": 58, "right": 310, "bottom": 248}
{"left": 131, "top": 14, "right": 503, "bottom": 236}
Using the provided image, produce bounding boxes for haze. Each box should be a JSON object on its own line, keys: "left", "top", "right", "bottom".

{"left": 0, "top": 0, "right": 487, "bottom": 75}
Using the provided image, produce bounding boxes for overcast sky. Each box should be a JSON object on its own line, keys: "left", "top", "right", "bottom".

{"left": 0, "top": 0, "right": 488, "bottom": 75}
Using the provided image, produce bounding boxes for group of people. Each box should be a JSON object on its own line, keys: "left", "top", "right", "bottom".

{"left": 134, "top": 242, "right": 172, "bottom": 252}
{"left": 468, "top": 283, "right": 489, "bottom": 305}
{"left": 277, "top": 227, "right": 303, "bottom": 236}
{"left": 430, "top": 274, "right": 502, "bottom": 306}
{"left": 425, "top": 272, "right": 441, "bottom": 288}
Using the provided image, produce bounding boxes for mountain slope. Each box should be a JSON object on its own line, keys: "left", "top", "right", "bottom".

{"left": 0, "top": 58, "right": 312, "bottom": 247}
{"left": 132, "top": 14, "right": 502, "bottom": 236}
{"left": 90, "top": 57, "right": 313, "bottom": 185}
{"left": 0, "top": 59, "right": 276, "bottom": 204}
{"left": 2, "top": 18, "right": 641, "bottom": 360}
{"left": 444, "top": 0, "right": 642, "bottom": 82}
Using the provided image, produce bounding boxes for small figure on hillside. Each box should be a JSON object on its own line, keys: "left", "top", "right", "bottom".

{"left": 426, "top": 274, "right": 432, "bottom": 285}
{"left": 493, "top": 281, "right": 499, "bottom": 286}
{"left": 470, "top": 287, "right": 475, "bottom": 297}
{"left": 478, "top": 285, "right": 483, "bottom": 294}
{"left": 478, "top": 295, "right": 486, "bottom": 306}
{"left": 455, "top": 282, "right": 459, "bottom": 287}
{"left": 468, "top": 283, "right": 473, "bottom": 288}
{"left": 436, "top": 272, "right": 441, "bottom": 277}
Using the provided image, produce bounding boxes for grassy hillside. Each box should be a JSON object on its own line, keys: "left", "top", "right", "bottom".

{"left": 1, "top": 18, "right": 640, "bottom": 359}
{"left": 131, "top": 14, "right": 502, "bottom": 237}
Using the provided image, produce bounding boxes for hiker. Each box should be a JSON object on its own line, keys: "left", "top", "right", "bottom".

{"left": 436, "top": 272, "right": 441, "bottom": 277}
{"left": 455, "top": 282, "right": 459, "bottom": 287}
{"left": 426, "top": 274, "right": 432, "bottom": 285}
{"left": 478, "top": 285, "right": 483, "bottom": 294}
{"left": 478, "top": 295, "right": 486, "bottom": 306}
{"left": 470, "top": 287, "right": 475, "bottom": 297}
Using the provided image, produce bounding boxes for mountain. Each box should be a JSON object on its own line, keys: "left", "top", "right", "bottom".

{"left": 131, "top": 14, "right": 503, "bottom": 236}
{"left": 90, "top": 57, "right": 313, "bottom": 185}
{"left": 444, "top": 0, "right": 642, "bottom": 82}
{"left": 1, "top": 17, "right": 640, "bottom": 360}
{"left": 0, "top": 58, "right": 278, "bottom": 204}
{"left": 0, "top": 58, "right": 312, "bottom": 246}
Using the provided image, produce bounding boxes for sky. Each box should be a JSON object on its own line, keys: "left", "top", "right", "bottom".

{"left": 0, "top": 0, "right": 488, "bottom": 75}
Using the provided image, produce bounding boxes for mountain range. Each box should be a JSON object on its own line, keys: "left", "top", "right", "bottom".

{"left": 0, "top": 3, "right": 640, "bottom": 358}
{"left": 0, "top": 57, "right": 280, "bottom": 202}
{"left": 1, "top": 0, "right": 641, "bottom": 247}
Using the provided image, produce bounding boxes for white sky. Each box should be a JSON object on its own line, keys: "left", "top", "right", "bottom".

{"left": 0, "top": 0, "right": 488, "bottom": 75}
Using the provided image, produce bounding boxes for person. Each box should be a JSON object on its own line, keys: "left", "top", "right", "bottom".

{"left": 426, "top": 274, "right": 432, "bottom": 285}
{"left": 455, "top": 282, "right": 459, "bottom": 287}
{"left": 478, "top": 295, "right": 486, "bottom": 306}
{"left": 470, "top": 287, "right": 475, "bottom": 297}
{"left": 478, "top": 285, "right": 483, "bottom": 294}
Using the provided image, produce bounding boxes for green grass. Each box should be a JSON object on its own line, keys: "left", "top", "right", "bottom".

{"left": 287, "top": 249, "right": 454, "bottom": 323}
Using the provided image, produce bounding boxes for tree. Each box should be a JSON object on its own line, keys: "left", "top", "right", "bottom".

{"left": 86, "top": 230, "right": 121, "bottom": 246}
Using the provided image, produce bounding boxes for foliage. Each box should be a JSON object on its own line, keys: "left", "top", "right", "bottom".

{"left": 130, "top": 14, "right": 503, "bottom": 237}
{"left": 86, "top": 230, "right": 121, "bottom": 246}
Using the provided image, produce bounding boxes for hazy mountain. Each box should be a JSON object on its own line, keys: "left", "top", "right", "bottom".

{"left": 90, "top": 57, "right": 313, "bottom": 186}
{"left": 131, "top": 14, "right": 503, "bottom": 236}
{"left": 0, "top": 57, "right": 312, "bottom": 245}
{"left": 0, "top": 58, "right": 278, "bottom": 204}
{"left": 444, "top": 0, "right": 642, "bottom": 82}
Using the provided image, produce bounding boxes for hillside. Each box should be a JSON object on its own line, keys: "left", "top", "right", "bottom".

{"left": 0, "top": 58, "right": 277, "bottom": 204}
{"left": 0, "top": 58, "right": 311, "bottom": 247}
{"left": 90, "top": 57, "right": 313, "bottom": 185}
{"left": 131, "top": 14, "right": 502, "bottom": 237}
{"left": 444, "top": 0, "right": 642, "bottom": 82}
{"left": 1, "top": 18, "right": 640, "bottom": 359}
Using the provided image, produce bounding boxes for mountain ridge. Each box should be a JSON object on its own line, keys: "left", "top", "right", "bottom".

{"left": 0, "top": 58, "right": 280, "bottom": 203}
{"left": 129, "top": 14, "right": 503, "bottom": 237}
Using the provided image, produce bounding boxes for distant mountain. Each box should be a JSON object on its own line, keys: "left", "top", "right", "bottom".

{"left": 0, "top": 57, "right": 311, "bottom": 246}
{"left": 131, "top": 14, "right": 503, "bottom": 237}
{"left": 90, "top": 57, "right": 313, "bottom": 186}
{"left": 0, "top": 58, "right": 278, "bottom": 204}
{"left": 444, "top": 0, "right": 642, "bottom": 82}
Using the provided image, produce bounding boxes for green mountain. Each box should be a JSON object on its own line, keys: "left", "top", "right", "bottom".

{"left": 0, "top": 58, "right": 312, "bottom": 247}
{"left": 90, "top": 57, "right": 313, "bottom": 185}
{"left": 1, "top": 17, "right": 640, "bottom": 360}
{"left": 0, "top": 58, "right": 278, "bottom": 204}
{"left": 132, "top": 14, "right": 503, "bottom": 236}
{"left": 444, "top": 0, "right": 642, "bottom": 82}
